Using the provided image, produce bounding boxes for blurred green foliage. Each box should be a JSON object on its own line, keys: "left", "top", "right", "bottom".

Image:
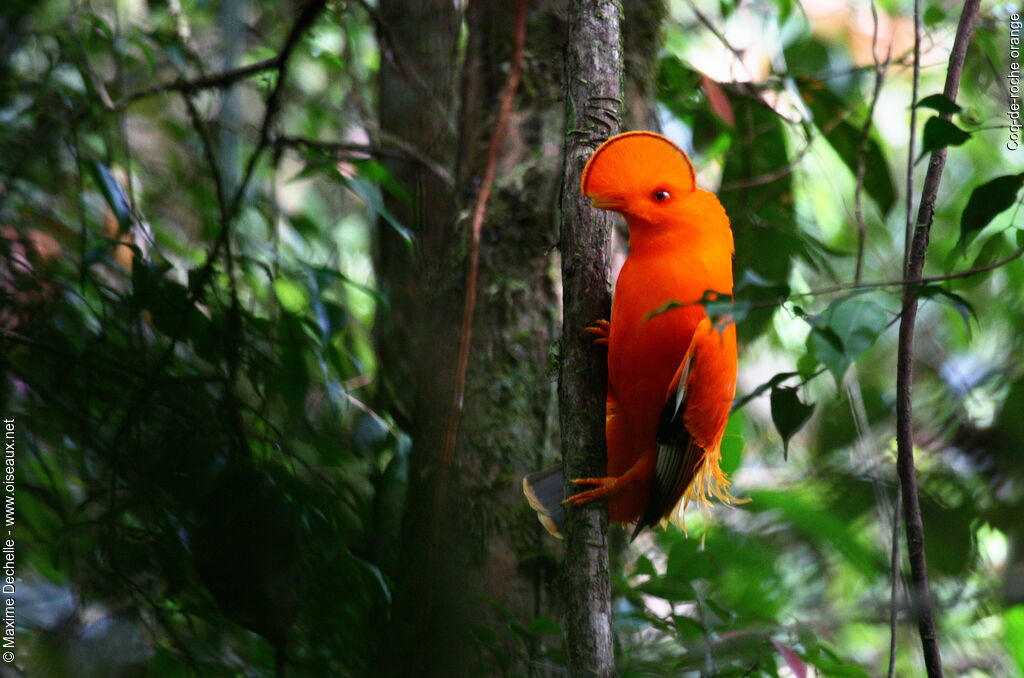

{"left": 0, "top": 0, "right": 1022, "bottom": 676}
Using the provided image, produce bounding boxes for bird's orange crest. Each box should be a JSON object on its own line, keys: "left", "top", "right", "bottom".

{"left": 581, "top": 131, "right": 696, "bottom": 203}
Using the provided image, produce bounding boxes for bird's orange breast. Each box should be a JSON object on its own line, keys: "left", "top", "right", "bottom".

{"left": 608, "top": 250, "right": 706, "bottom": 462}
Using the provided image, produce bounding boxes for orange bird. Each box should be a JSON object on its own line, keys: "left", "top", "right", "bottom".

{"left": 524, "top": 132, "right": 739, "bottom": 540}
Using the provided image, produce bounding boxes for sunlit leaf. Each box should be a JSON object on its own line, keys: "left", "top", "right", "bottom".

{"left": 274, "top": 278, "right": 310, "bottom": 313}
{"left": 805, "top": 296, "right": 889, "bottom": 384}
{"left": 1006, "top": 605, "right": 1024, "bottom": 676}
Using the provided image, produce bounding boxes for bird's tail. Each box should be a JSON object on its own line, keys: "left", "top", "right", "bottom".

{"left": 522, "top": 465, "right": 565, "bottom": 539}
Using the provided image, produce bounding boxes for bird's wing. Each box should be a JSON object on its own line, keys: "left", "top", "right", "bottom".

{"left": 633, "top": 317, "right": 737, "bottom": 540}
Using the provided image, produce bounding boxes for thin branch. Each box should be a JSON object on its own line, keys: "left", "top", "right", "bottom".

{"left": 780, "top": 245, "right": 1024, "bottom": 305}
{"left": 685, "top": 0, "right": 755, "bottom": 82}
{"left": 718, "top": 109, "right": 846, "bottom": 193}
{"left": 115, "top": 57, "right": 281, "bottom": 109}
{"left": 274, "top": 133, "right": 455, "bottom": 186}
{"left": 225, "top": 0, "right": 328, "bottom": 225}
{"left": 896, "top": 2, "right": 981, "bottom": 676}
{"left": 853, "top": 0, "right": 889, "bottom": 284}
{"left": 440, "top": 0, "right": 529, "bottom": 467}
{"left": 181, "top": 94, "right": 228, "bottom": 221}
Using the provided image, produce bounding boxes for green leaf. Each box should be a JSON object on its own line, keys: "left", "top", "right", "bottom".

{"left": 915, "top": 285, "right": 976, "bottom": 335}
{"left": 632, "top": 555, "right": 657, "bottom": 577}
{"left": 668, "top": 536, "right": 713, "bottom": 580}
{"left": 656, "top": 55, "right": 731, "bottom": 155}
{"left": 1006, "top": 605, "right": 1024, "bottom": 676}
{"left": 917, "top": 117, "right": 971, "bottom": 163}
{"left": 274, "top": 278, "right": 310, "bottom": 313}
{"left": 701, "top": 291, "right": 750, "bottom": 328}
{"left": 914, "top": 93, "right": 961, "bottom": 115}
{"left": 87, "top": 160, "right": 131, "bottom": 232}
{"left": 805, "top": 297, "right": 889, "bottom": 384}
{"left": 770, "top": 386, "right": 814, "bottom": 459}
{"left": 733, "top": 371, "right": 799, "bottom": 411}
{"left": 923, "top": 4, "right": 945, "bottom": 26}
{"left": 959, "top": 173, "right": 1024, "bottom": 248}
{"left": 672, "top": 615, "right": 705, "bottom": 643}
{"left": 635, "top": 576, "right": 696, "bottom": 602}
{"left": 719, "top": 412, "right": 744, "bottom": 475}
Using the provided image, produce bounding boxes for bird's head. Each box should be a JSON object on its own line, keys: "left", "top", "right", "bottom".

{"left": 580, "top": 131, "right": 699, "bottom": 231}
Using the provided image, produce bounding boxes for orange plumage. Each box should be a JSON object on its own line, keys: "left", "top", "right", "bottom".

{"left": 524, "top": 132, "right": 738, "bottom": 539}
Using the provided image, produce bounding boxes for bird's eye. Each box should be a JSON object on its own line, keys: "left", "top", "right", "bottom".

{"left": 653, "top": 190, "right": 671, "bottom": 202}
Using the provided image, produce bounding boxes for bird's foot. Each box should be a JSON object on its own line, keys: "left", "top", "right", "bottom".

{"left": 562, "top": 476, "right": 619, "bottom": 507}
{"left": 584, "top": 319, "right": 610, "bottom": 346}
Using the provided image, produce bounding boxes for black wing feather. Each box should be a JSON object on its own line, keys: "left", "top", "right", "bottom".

{"left": 631, "top": 352, "right": 708, "bottom": 541}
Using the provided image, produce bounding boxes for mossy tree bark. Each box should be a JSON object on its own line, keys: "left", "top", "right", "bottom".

{"left": 558, "top": 1, "right": 622, "bottom": 676}
{"left": 376, "top": 2, "right": 568, "bottom": 675}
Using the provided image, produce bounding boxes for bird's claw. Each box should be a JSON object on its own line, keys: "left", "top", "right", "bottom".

{"left": 562, "top": 477, "right": 618, "bottom": 506}
{"left": 584, "top": 319, "right": 611, "bottom": 346}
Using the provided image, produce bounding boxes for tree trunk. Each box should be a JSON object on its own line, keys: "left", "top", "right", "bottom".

{"left": 558, "top": 2, "right": 622, "bottom": 676}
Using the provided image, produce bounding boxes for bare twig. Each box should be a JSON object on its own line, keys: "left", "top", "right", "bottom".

{"left": 896, "top": 2, "right": 981, "bottom": 676}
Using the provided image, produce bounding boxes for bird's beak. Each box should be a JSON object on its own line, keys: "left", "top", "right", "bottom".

{"left": 588, "top": 196, "right": 627, "bottom": 212}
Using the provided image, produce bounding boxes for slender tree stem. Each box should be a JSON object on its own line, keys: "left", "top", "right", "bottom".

{"left": 560, "top": 2, "right": 621, "bottom": 676}
{"left": 896, "top": 2, "right": 980, "bottom": 676}
{"left": 904, "top": 0, "right": 922, "bottom": 275}
{"left": 887, "top": 490, "right": 902, "bottom": 678}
